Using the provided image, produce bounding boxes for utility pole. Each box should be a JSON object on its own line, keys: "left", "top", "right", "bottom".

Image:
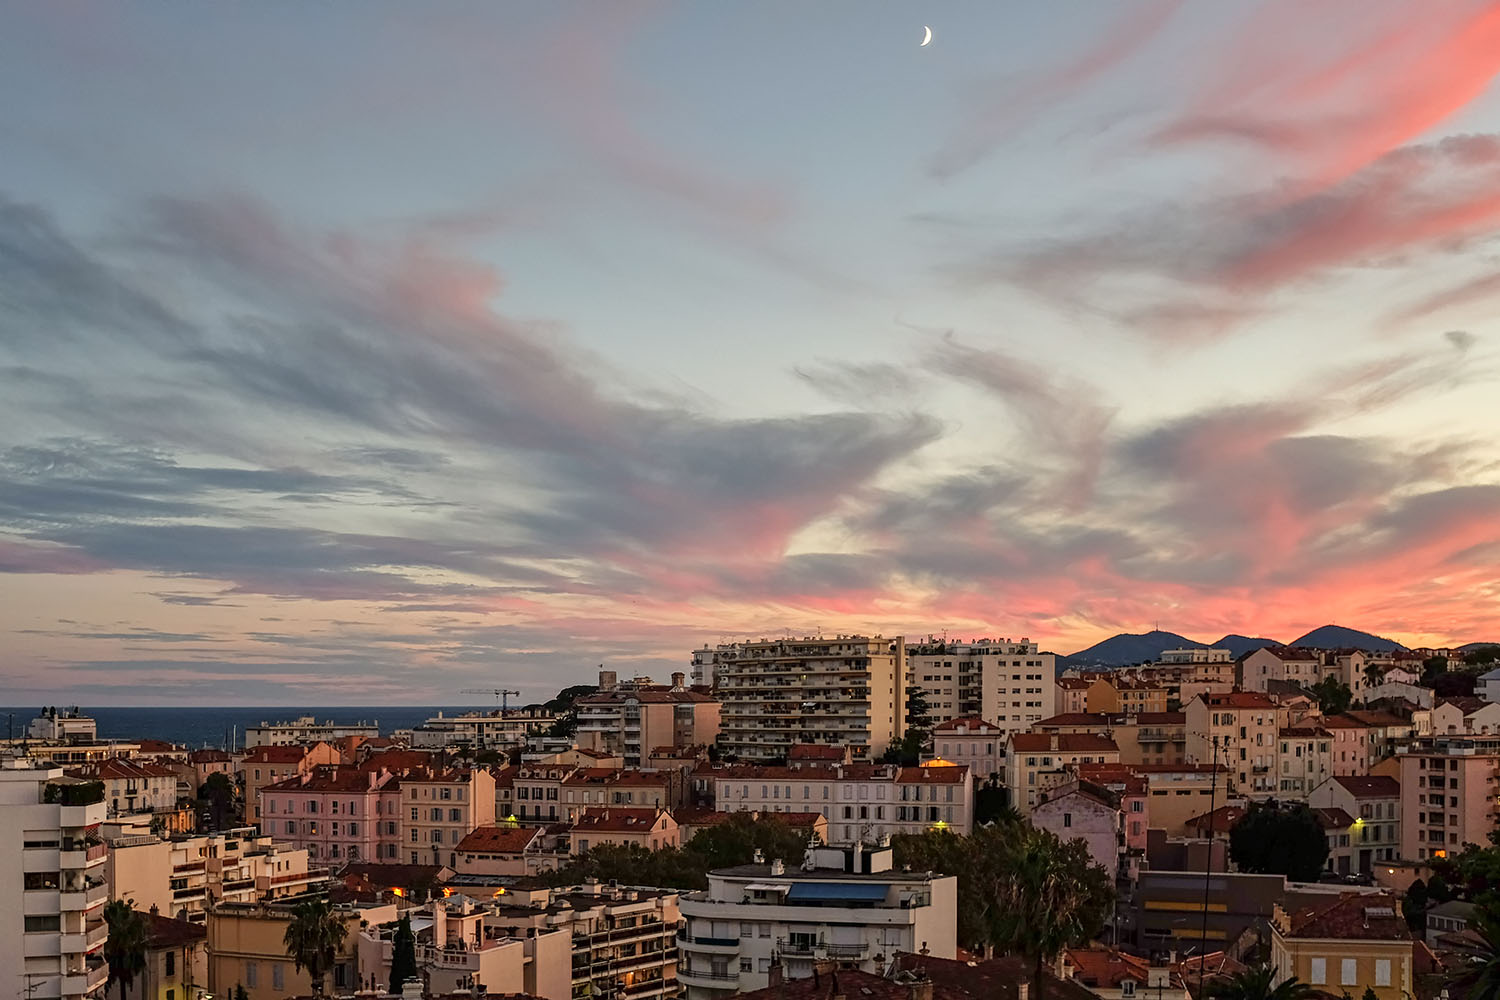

{"left": 1198, "top": 735, "right": 1219, "bottom": 1000}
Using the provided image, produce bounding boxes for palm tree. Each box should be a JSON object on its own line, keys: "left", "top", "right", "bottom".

{"left": 1364, "top": 660, "right": 1383, "bottom": 691}
{"left": 102, "top": 900, "right": 148, "bottom": 1000}
{"left": 282, "top": 898, "right": 349, "bottom": 997}
{"left": 1460, "top": 908, "right": 1500, "bottom": 1000}
{"left": 1207, "top": 964, "right": 1315, "bottom": 1000}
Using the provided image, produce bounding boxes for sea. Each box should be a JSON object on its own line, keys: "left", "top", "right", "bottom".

{"left": 0, "top": 706, "right": 473, "bottom": 749}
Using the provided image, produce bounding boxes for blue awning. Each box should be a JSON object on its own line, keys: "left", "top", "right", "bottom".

{"left": 784, "top": 882, "right": 889, "bottom": 903}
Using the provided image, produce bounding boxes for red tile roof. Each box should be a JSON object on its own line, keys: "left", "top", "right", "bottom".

{"left": 896, "top": 764, "right": 971, "bottom": 784}
{"left": 1035, "top": 713, "right": 1111, "bottom": 728}
{"left": 1280, "top": 726, "right": 1333, "bottom": 738}
{"left": 243, "top": 746, "right": 313, "bottom": 764}
{"left": 788, "top": 744, "right": 847, "bottom": 760}
{"left": 143, "top": 911, "right": 207, "bottom": 949}
{"left": 932, "top": 717, "right": 1002, "bottom": 733}
{"left": 77, "top": 759, "right": 180, "bottom": 780}
{"left": 571, "top": 807, "right": 671, "bottom": 833}
{"left": 456, "top": 825, "right": 541, "bottom": 854}
{"left": 1200, "top": 692, "right": 1278, "bottom": 709}
{"left": 1330, "top": 774, "right": 1400, "bottom": 798}
{"left": 263, "top": 766, "right": 397, "bottom": 794}
{"left": 1283, "top": 892, "right": 1411, "bottom": 941}
{"left": 1065, "top": 947, "right": 1149, "bottom": 988}
{"left": 1186, "top": 805, "right": 1246, "bottom": 834}
{"left": 737, "top": 970, "right": 968, "bottom": 1000}
{"left": 1313, "top": 807, "right": 1356, "bottom": 829}
{"left": 1009, "top": 733, "right": 1119, "bottom": 753}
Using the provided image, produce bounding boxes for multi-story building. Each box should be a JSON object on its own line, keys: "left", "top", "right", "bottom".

{"left": 707, "top": 761, "right": 973, "bottom": 843}
{"left": 1160, "top": 648, "right": 1232, "bottom": 664}
{"left": 1321, "top": 715, "right": 1374, "bottom": 776}
{"left": 576, "top": 670, "right": 720, "bottom": 766}
{"left": 1006, "top": 733, "right": 1120, "bottom": 814}
{"left": 259, "top": 766, "right": 403, "bottom": 865}
{"left": 1309, "top": 775, "right": 1401, "bottom": 873}
{"left": 240, "top": 743, "right": 341, "bottom": 830}
{"left": 1055, "top": 677, "right": 1090, "bottom": 715}
{"left": 408, "top": 708, "right": 558, "bottom": 751}
{"left": 706, "top": 635, "right": 904, "bottom": 761}
{"left": 676, "top": 842, "right": 956, "bottom": 998}
{"left": 242, "top": 716, "right": 380, "bottom": 749}
{"left": 0, "top": 762, "right": 110, "bottom": 1000}
{"left": 452, "top": 825, "right": 553, "bottom": 877}
{"left": 1034, "top": 712, "right": 1187, "bottom": 766}
{"left": 1238, "top": 647, "right": 1327, "bottom": 691}
{"left": 119, "top": 912, "right": 208, "bottom": 1000}
{"left": 1277, "top": 725, "right": 1333, "bottom": 798}
{"left": 571, "top": 807, "right": 680, "bottom": 854}
{"left": 67, "top": 758, "right": 180, "bottom": 818}
{"left": 1185, "top": 692, "right": 1280, "bottom": 798}
{"left": 399, "top": 767, "right": 497, "bottom": 868}
{"left": 1032, "top": 781, "right": 1128, "bottom": 883}
{"left": 1397, "top": 735, "right": 1500, "bottom": 861}
{"left": 1078, "top": 763, "right": 1226, "bottom": 836}
{"left": 1085, "top": 676, "right": 1169, "bottom": 715}
{"left": 1270, "top": 893, "right": 1414, "bottom": 1000}
{"left": 205, "top": 898, "right": 394, "bottom": 1000}
{"left": 107, "top": 824, "right": 322, "bottom": 922}
{"left": 27, "top": 708, "right": 99, "bottom": 743}
{"left": 928, "top": 718, "right": 1004, "bottom": 784}
{"left": 904, "top": 637, "right": 1055, "bottom": 733}
{"left": 1430, "top": 697, "right": 1500, "bottom": 736}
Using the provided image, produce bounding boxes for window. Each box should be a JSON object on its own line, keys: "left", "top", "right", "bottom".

{"left": 740, "top": 958, "right": 753, "bottom": 972}
{"left": 246, "top": 962, "right": 259, "bottom": 988}
{"left": 1375, "top": 959, "right": 1391, "bottom": 987}
{"left": 273, "top": 965, "right": 285, "bottom": 990}
{"left": 1063, "top": 813, "right": 1072, "bottom": 828}
{"left": 1341, "top": 959, "right": 1357, "bottom": 985}
{"left": 24, "top": 916, "right": 60, "bottom": 932}
{"left": 411, "top": 807, "right": 419, "bottom": 821}
{"left": 1309, "top": 959, "right": 1325, "bottom": 985}
{"left": 23, "top": 872, "right": 59, "bottom": 890}
{"left": 166, "top": 952, "right": 175, "bottom": 977}
{"left": 449, "top": 808, "right": 462, "bottom": 822}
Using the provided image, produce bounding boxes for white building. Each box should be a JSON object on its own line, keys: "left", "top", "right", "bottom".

{"left": 1159, "top": 648, "right": 1231, "bottom": 664}
{"left": 407, "top": 709, "right": 556, "bottom": 750}
{"left": 905, "top": 637, "right": 1055, "bottom": 734}
{"left": 1478, "top": 668, "right": 1500, "bottom": 704}
{"left": 0, "top": 761, "right": 111, "bottom": 1000}
{"left": 928, "top": 718, "right": 1005, "bottom": 785}
{"left": 242, "top": 717, "right": 380, "bottom": 748}
{"left": 676, "top": 842, "right": 957, "bottom": 998}
{"left": 27, "top": 709, "right": 98, "bottom": 743}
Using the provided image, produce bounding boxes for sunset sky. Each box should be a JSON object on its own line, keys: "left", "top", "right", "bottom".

{"left": 3, "top": 2, "right": 1499, "bottom": 704}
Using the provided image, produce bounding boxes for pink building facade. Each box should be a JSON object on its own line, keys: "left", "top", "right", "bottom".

{"left": 261, "top": 766, "right": 403, "bottom": 864}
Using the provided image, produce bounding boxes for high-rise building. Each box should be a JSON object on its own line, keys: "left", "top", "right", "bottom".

{"left": 706, "top": 636, "right": 904, "bottom": 761}
{"left": 905, "top": 637, "right": 1055, "bottom": 734}
{"left": 575, "top": 669, "right": 720, "bottom": 766}
{"left": 1397, "top": 735, "right": 1500, "bottom": 861}
{"left": 0, "top": 761, "right": 110, "bottom": 1000}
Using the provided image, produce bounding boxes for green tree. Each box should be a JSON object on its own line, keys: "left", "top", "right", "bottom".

{"left": 1423, "top": 656, "right": 1450, "bottom": 683}
{"left": 972, "top": 785, "right": 1016, "bottom": 826}
{"left": 234, "top": 987, "right": 250, "bottom": 1000}
{"left": 1402, "top": 878, "right": 1429, "bottom": 931}
{"left": 103, "top": 901, "right": 149, "bottom": 1000}
{"left": 1229, "top": 802, "right": 1329, "bottom": 882}
{"left": 1428, "top": 873, "right": 1454, "bottom": 903}
{"left": 1361, "top": 987, "right": 1379, "bottom": 1000}
{"left": 1362, "top": 661, "right": 1383, "bottom": 690}
{"left": 1207, "top": 964, "right": 1315, "bottom": 1000}
{"left": 282, "top": 898, "right": 349, "bottom": 996}
{"left": 198, "top": 771, "right": 236, "bottom": 831}
{"left": 994, "top": 827, "right": 1115, "bottom": 998}
{"left": 543, "top": 815, "right": 814, "bottom": 891}
{"left": 1309, "top": 676, "right": 1353, "bottom": 715}
{"left": 1459, "top": 907, "right": 1500, "bottom": 1000}
{"left": 387, "top": 915, "right": 419, "bottom": 994}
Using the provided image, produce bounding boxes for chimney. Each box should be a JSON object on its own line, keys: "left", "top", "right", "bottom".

{"left": 1050, "top": 734, "right": 1058, "bottom": 752}
{"left": 671, "top": 672, "right": 685, "bottom": 690}
{"left": 907, "top": 982, "right": 934, "bottom": 1000}
{"left": 752, "top": 848, "right": 765, "bottom": 864}
{"left": 770, "top": 858, "right": 785, "bottom": 876}
{"left": 1018, "top": 983, "right": 1030, "bottom": 1000}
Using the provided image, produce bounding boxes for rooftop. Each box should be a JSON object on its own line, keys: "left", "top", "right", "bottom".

{"left": 1283, "top": 892, "right": 1411, "bottom": 941}
{"left": 1330, "top": 774, "right": 1401, "bottom": 798}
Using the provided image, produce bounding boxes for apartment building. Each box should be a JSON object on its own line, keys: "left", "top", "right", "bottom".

{"left": 1055, "top": 677, "right": 1090, "bottom": 714}
{"left": 107, "top": 826, "right": 320, "bottom": 922}
{"left": 709, "top": 760, "right": 974, "bottom": 843}
{"left": 0, "top": 762, "right": 110, "bottom": 1000}
{"left": 242, "top": 716, "right": 379, "bottom": 748}
{"left": 1271, "top": 893, "right": 1413, "bottom": 1000}
{"left": 576, "top": 670, "right": 721, "bottom": 766}
{"left": 240, "top": 743, "right": 341, "bottom": 830}
{"left": 452, "top": 825, "right": 551, "bottom": 877}
{"left": 1430, "top": 697, "right": 1500, "bottom": 735}
{"left": 1309, "top": 775, "right": 1401, "bottom": 873}
{"left": 561, "top": 769, "right": 682, "bottom": 818}
{"left": 1322, "top": 715, "right": 1375, "bottom": 776}
{"left": 1086, "top": 676, "right": 1169, "bottom": 715}
{"left": 929, "top": 717, "right": 1004, "bottom": 783}
{"left": 1186, "top": 692, "right": 1280, "bottom": 798}
{"left": 205, "top": 899, "right": 393, "bottom": 1000}
{"left": 1033, "top": 782, "right": 1128, "bottom": 882}
{"left": 399, "top": 767, "right": 497, "bottom": 868}
{"left": 1006, "top": 733, "right": 1121, "bottom": 814}
{"left": 1239, "top": 647, "right": 1327, "bottom": 691}
{"left": 64, "top": 758, "right": 179, "bottom": 819}
{"left": 571, "top": 807, "right": 680, "bottom": 854}
{"left": 27, "top": 708, "right": 99, "bottom": 743}
{"left": 118, "top": 913, "right": 208, "bottom": 1000}
{"left": 1160, "top": 648, "right": 1232, "bottom": 664}
{"left": 1278, "top": 725, "right": 1333, "bottom": 798}
{"left": 1397, "top": 736, "right": 1500, "bottom": 861}
{"left": 676, "top": 843, "right": 956, "bottom": 998}
{"left": 708, "top": 635, "right": 904, "bottom": 761}
{"left": 1079, "top": 763, "right": 1226, "bottom": 836}
{"left": 259, "top": 766, "right": 403, "bottom": 865}
{"left": 1035, "top": 711, "right": 1187, "bottom": 766}
{"left": 905, "top": 637, "right": 1055, "bottom": 733}
{"left": 408, "top": 708, "right": 558, "bottom": 751}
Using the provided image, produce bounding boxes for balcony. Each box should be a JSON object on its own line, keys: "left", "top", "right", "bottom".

{"left": 676, "top": 932, "right": 739, "bottom": 953}
{"left": 85, "top": 921, "right": 108, "bottom": 952}
{"left": 675, "top": 967, "right": 739, "bottom": 990}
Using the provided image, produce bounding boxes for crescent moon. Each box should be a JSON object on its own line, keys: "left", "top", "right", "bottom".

{"left": 921, "top": 25, "right": 933, "bottom": 46}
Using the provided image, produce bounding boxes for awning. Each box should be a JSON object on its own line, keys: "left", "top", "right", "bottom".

{"left": 784, "top": 882, "right": 888, "bottom": 903}
{"left": 743, "top": 883, "right": 791, "bottom": 892}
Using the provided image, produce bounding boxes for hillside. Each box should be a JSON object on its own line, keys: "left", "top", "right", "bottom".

{"left": 1287, "top": 625, "right": 1407, "bottom": 652}
{"left": 1214, "top": 634, "right": 1280, "bottom": 658}
{"left": 1065, "top": 630, "right": 1204, "bottom": 667}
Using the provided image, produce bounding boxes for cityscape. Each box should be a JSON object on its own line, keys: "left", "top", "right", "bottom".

{"left": 4, "top": 4, "right": 1500, "bottom": 1000}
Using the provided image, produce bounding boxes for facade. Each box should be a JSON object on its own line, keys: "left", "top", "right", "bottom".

{"left": 120, "top": 913, "right": 209, "bottom": 1000}
{"left": 929, "top": 718, "right": 1004, "bottom": 784}
{"left": 407, "top": 708, "right": 557, "bottom": 751}
{"left": 0, "top": 762, "right": 110, "bottom": 1000}
{"left": 1033, "top": 783, "right": 1126, "bottom": 882}
{"left": 1055, "top": 678, "right": 1090, "bottom": 715}
{"left": 259, "top": 766, "right": 403, "bottom": 865}
{"left": 1321, "top": 715, "right": 1374, "bottom": 776}
{"left": 1085, "top": 677, "right": 1169, "bottom": 715}
{"left": 1270, "top": 893, "right": 1413, "bottom": 1000}
{"left": 1239, "top": 647, "right": 1326, "bottom": 691}
{"left": 706, "top": 635, "right": 904, "bottom": 761}
{"left": 68, "top": 758, "right": 180, "bottom": 818}
{"left": 28, "top": 709, "right": 99, "bottom": 743}
{"left": 1160, "top": 648, "right": 1232, "bottom": 664}
{"left": 1430, "top": 698, "right": 1500, "bottom": 736}
{"left": 240, "top": 744, "right": 341, "bottom": 830}
{"left": 708, "top": 760, "right": 973, "bottom": 843}
{"left": 1478, "top": 667, "right": 1500, "bottom": 703}
{"left": 676, "top": 843, "right": 957, "bottom": 998}
{"left": 399, "top": 768, "right": 497, "bottom": 868}
{"left": 1006, "top": 733, "right": 1120, "bottom": 814}
{"left": 575, "top": 670, "right": 720, "bottom": 766}
{"left": 452, "top": 825, "right": 551, "bottom": 876}
{"left": 204, "top": 900, "right": 392, "bottom": 1000}
{"left": 570, "top": 807, "right": 680, "bottom": 854}
{"left": 1397, "top": 736, "right": 1500, "bottom": 861}
{"left": 904, "top": 637, "right": 1055, "bottom": 733}
{"left": 242, "top": 717, "right": 380, "bottom": 749}
{"left": 1308, "top": 775, "right": 1401, "bottom": 873}
{"left": 1277, "top": 726, "right": 1333, "bottom": 798}
{"left": 1186, "top": 692, "right": 1279, "bottom": 798}
{"left": 1080, "top": 763, "right": 1224, "bottom": 836}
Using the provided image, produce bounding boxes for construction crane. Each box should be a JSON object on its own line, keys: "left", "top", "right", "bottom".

{"left": 462, "top": 688, "right": 521, "bottom": 714}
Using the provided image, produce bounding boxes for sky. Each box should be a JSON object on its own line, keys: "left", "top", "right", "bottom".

{"left": 3, "top": 1, "right": 1500, "bottom": 705}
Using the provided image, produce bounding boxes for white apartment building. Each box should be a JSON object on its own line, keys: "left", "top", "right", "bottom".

{"left": 706, "top": 636, "right": 904, "bottom": 761}
{"left": 709, "top": 761, "right": 973, "bottom": 843}
{"left": 407, "top": 709, "right": 557, "bottom": 751}
{"left": 929, "top": 718, "right": 1005, "bottom": 784}
{"left": 0, "top": 762, "right": 111, "bottom": 1000}
{"left": 1006, "top": 733, "right": 1121, "bottom": 814}
{"left": 676, "top": 843, "right": 957, "bottom": 998}
{"left": 243, "top": 716, "right": 380, "bottom": 748}
{"left": 905, "top": 637, "right": 1055, "bottom": 734}
{"left": 1159, "top": 648, "right": 1231, "bottom": 664}
{"left": 27, "top": 709, "right": 99, "bottom": 743}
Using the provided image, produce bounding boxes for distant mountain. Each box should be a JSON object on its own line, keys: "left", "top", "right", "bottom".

{"left": 1214, "top": 634, "right": 1280, "bottom": 658}
{"left": 1458, "top": 642, "right": 1500, "bottom": 652}
{"left": 1288, "top": 625, "right": 1407, "bottom": 653}
{"left": 1065, "top": 630, "right": 1204, "bottom": 668}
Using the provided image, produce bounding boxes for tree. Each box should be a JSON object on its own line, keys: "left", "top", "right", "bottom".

{"left": 973, "top": 785, "right": 1016, "bottom": 826}
{"left": 1362, "top": 661, "right": 1383, "bottom": 690}
{"left": 1207, "top": 964, "right": 1315, "bottom": 1000}
{"left": 1402, "top": 878, "right": 1429, "bottom": 931}
{"left": 387, "top": 915, "right": 418, "bottom": 995}
{"left": 1361, "top": 987, "right": 1379, "bottom": 1000}
{"left": 198, "top": 771, "right": 236, "bottom": 831}
{"left": 1459, "top": 906, "right": 1500, "bottom": 1000}
{"left": 1428, "top": 872, "right": 1454, "bottom": 903}
{"left": 1309, "top": 676, "right": 1353, "bottom": 715}
{"left": 1229, "top": 802, "right": 1329, "bottom": 882}
{"left": 1423, "top": 656, "right": 1451, "bottom": 683}
{"left": 282, "top": 898, "right": 349, "bottom": 996}
{"left": 234, "top": 987, "right": 250, "bottom": 1000}
{"left": 1434, "top": 670, "right": 1480, "bottom": 699}
{"left": 103, "top": 900, "right": 148, "bottom": 1000}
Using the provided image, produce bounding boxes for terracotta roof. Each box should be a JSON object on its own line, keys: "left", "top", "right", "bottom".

{"left": 572, "top": 807, "right": 671, "bottom": 833}
{"left": 456, "top": 825, "right": 541, "bottom": 854}
{"left": 143, "top": 911, "right": 207, "bottom": 949}
{"left": 892, "top": 952, "right": 1098, "bottom": 1000}
{"left": 896, "top": 765, "right": 970, "bottom": 784}
{"left": 1200, "top": 691, "right": 1277, "bottom": 709}
{"left": 788, "top": 744, "right": 847, "bottom": 760}
{"left": 576, "top": 688, "right": 716, "bottom": 705}
{"left": 336, "top": 862, "right": 449, "bottom": 888}
{"left": 136, "top": 739, "right": 182, "bottom": 753}
{"left": 562, "top": 769, "right": 667, "bottom": 788}
{"left": 242, "top": 746, "right": 312, "bottom": 764}
{"left": 188, "top": 749, "right": 232, "bottom": 763}
{"left": 777, "top": 811, "right": 826, "bottom": 828}
{"left": 1330, "top": 774, "right": 1401, "bottom": 798}
{"left": 1313, "top": 807, "right": 1356, "bottom": 829}
{"left": 1009, "top": 733, "right": 1119, "bottom": 753}
{"left": 77, "top": 759, "right": 180, "bottom": 780}
{"left": 353, "top": 749, "right": 438, "bottom": 773}
{"left": 1056, "top": 677, "right": 1092, "bottom": 690}
{"left": 1280, "top": 726, "right": 1333, "bottom": 738}
{"left": 1439, "top": 697, "right": 1489, "bottom": 715}
{"left": 1343, "top": 710, "right": 1410, "bottom": 727}
{"left": 737, "top": 970, "right": 969, "bottom": 1000}
{"left": 1251, "top": 646, "right": 1321, "bottom": 662}
{"left": 1320, "top": 714, "right": 1374, "bottom": 729}
{"left": 1186, "top": 805, "right": 1246, "bottom": 834}
{"left": 1035, "top": 713, "right": 1111, "bottom": 728}
{"left": 1283, "top": 892, "right": 1411, "bottom": 941}
{"left": 1065, "top": 947, "right": 1149, "bottom": 988}
{"left": 672, "top": 807, "right": 731, "bottom": 827}
{"left": 932, "top": 717, "right": 1002, "bottom": 733}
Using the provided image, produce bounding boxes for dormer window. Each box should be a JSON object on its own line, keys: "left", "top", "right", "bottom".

{"left": 1122, "top": 982, "right": 1136, "bottom": 997}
